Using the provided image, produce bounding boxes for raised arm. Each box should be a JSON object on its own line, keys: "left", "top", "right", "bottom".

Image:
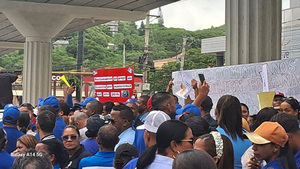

{"left": 192, "top": 81, "right": 210, "bottom": 107}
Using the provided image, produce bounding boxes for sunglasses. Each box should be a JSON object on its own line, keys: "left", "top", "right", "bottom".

{"left": 62, "top": 135, "right": 78, "bottom": 141}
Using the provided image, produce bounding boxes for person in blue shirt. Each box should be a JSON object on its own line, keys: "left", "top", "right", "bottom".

{"left": 133, "top": 110, "right": 171, "bottom": 156}
{"left": 39, "top": 96, "right": 67, "bottom": 141}
{"left": 80, "top": 114, "right": 105, "bottom": 155}
{"left": 79, "top": 125, "right": 119, "bottom": 169}
{"left": 78, "top": 97, "right": 97, "bottom": 110}
{"left": 110, "top": 105, "right": 136, "bottom": 150}
{"left": 245, "top": 122, "right": 297, "bottom": 169}
{"left": 215, "top": 95, "right": 252, "bottom": 169}
{"left": 0, "top": 127, "right": 14, "bottom": 169}
{"left": 270, "top": 113, "right": 300, "bottom": 168}
{"left": 82, "top": 100, "right": 101, "bottom": 117}
{"left": 200, "top": 96, "right": 218, "bottom": 128}
{"left": 36, "top": 109, "right": 56, "bottom": 141}
{"left": 136, "top": 95, "right": 150, "bottom": 123}
{"left": 133, "top": 120, "right": 193, "bottom": 169}
{"left": 126, "top": 102, "right": 143, "bottom": 128}
{"left": 131, "top": 91, "right": 192, "bottom": 158}
{"left": 2, "top": 104, "right": 24, "bottom": 153}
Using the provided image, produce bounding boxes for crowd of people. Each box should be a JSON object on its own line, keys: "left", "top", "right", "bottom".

{"left": 0, "top": 79, "right": 300, "bottom": 169}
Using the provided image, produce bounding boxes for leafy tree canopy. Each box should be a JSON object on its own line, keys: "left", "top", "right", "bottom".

{"left": 0, "top": 21, "right": 225, "bottom": 93}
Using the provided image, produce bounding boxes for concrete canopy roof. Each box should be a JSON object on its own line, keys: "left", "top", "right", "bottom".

{"left": 0, "top": 0, "right": 179, "bottom": 55}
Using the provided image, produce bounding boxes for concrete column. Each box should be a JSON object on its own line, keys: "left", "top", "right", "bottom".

{"left": 3, "top": 9, "right": 72, "bottom": 105}
{"left": 23, "top": 37, "right": 52, "bottom": 104}
{"left": 225, "top": 0, "right": 282, "bottom": 65}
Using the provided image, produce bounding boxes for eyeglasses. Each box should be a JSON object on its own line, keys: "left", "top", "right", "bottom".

{"left": 181, "top": 139, "right": 193, "bottom": 144}
{"left": 62, "top": 135, "right": 78, "bottom": 141}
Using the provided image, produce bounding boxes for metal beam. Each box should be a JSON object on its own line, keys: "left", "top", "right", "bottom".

{"left": 0, "top": 41, "right": 23, "bottom": 49}
{"left": 0, "top": 0, "right": 147, "bottom": 22}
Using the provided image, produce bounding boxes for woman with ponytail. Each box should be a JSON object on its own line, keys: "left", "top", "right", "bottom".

{"left": 194, "top": 132, "right": 234, "bottom": 169}
{"left": 135, "top": 120, "right": 193, "bottom": 169}
{"left": 215, "top": 95, "right": 252, "bottom": 169}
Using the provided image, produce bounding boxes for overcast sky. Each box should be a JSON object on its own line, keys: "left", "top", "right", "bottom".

{"left": 145, "top": 0, "right": 290, "bottom": 31}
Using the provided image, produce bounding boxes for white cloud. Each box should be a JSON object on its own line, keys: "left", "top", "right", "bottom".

{"left": 140, "top": 0, "right": 291, "bottom": 31}
{"left": 161, "top": 0, "right": 225, "bottom": 31}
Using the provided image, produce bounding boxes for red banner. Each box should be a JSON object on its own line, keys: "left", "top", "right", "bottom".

{"left": 93, "top": 67, "right": 134, "bottom": 103}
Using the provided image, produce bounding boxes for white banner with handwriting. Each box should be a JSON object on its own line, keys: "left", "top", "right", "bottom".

{"left": 172, "top": 58, "right": 300, "bottom": 115}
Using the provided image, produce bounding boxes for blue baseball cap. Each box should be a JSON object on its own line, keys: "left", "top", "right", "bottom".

{"left": 177, "top": 104, "right": 202, "bottom": 116}
{"left": 3, "top": 104, "right": 20, "bottom": 123}
{"left": 78, "top": 97, "right": 97, "bottom": 107}
{"left": 40, "top": 96, "right": 60, "bottom": 111}
{"left": 176, "top": 104, "right": 182, "bottom": 110}
{"left": 124, "top": 98, "right": 137, "bottom": 105}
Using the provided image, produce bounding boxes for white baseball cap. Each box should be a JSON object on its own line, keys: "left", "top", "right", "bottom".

{"left": 144, "top": 110, "right": 170, "bottom": 133}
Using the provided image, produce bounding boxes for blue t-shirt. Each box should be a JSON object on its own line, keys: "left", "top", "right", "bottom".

{"left": 78, "top": 151, "right": 115, "bottom": 169}
{"left": 262, "top": 159, "right": 284, "bottom": 169}
{"left": 29, "top": 122, "right": 36, "bottom": 132}
{"left": 114, "top": 127, "right": 135, "bottom": 151}
{"left": 295, "top": 151, "right": 300, "bottom": 168}
{"left": 217, "top": 127, "right": 252, "bottom": 169}
{"left": 80, "top": 138, "right": 99, "bottom": 155}
{"left": 54, "top": 117, "right": 66, "bottom": 142}
{"left": 124, "top": 154, "right": 173, "bottom": 169}
{"left": 133, "top": 129, "right": 146, "bottom": 156}
{"left": 123, "top": 158, "right": 138, "bottom": 169}
{"left": 139, "top": 112, "right": 149, "bottom": 123}
{"left": 53, "top": 165, "right": 60, "bottom": 169}
{"left": 66, "top": 94, "right": 73, "bottom": 109}
{"left": 3, "top": 126, "right": 24, "bottom": 153}
{"left": 0, "top": 150, "right": 14, "bottom": 169}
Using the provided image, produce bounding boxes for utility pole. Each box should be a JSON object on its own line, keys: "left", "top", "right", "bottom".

{"left": 123, "top": 44, "right": 126, "bottom": 67}
{"left": 76, "top": 30, "right": 84, "bottom": 101}
{"left": 143, "top": 11, "right": 150, "bottom": 84}
{"left": 180, "top": 37, "right": 188, "bottom": 71}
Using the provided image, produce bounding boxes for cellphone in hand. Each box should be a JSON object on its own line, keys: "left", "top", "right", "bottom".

{"left": 198, "top": 74, "right": 205, "bottom": 83}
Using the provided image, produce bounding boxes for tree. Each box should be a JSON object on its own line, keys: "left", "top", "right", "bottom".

{"left": 0, "top": 24, "right": 225, "bottom": 75}
{"left": 184, "top": 48, "right": 216, "bottom": 69}
{"left": 118, "top": 21, "right": 138, "bottom": 36}
{"left": 0, "top": 51, "right": 23, "bottom": 70}
{"left": 148, "top": 62, "right": 180, "bottom": 93}
{"left": 52, "top": 47, "right": 77, "bottom": 71}
{"left": 138, "top": 21, "right": 145, "bottom": 36}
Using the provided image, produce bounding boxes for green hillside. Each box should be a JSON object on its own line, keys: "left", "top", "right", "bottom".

{"left": 0, "top": 22, "right": 225, "bottom": 92}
